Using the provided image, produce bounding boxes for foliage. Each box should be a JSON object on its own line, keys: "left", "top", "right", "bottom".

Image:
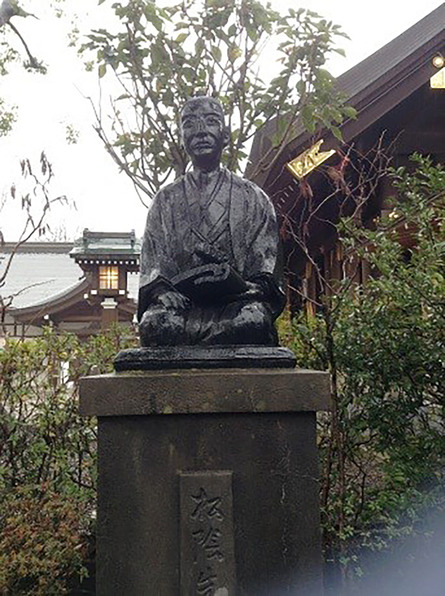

{"left": 82, "top": 0, "right": 352, "bottom": 204}
{"left": 280, "top": 155, "right": 445, "bottom": 589}
{"left": 0, "top": 325, "right": 138, "bottom": 592}
{"left": 0, "top": 96, "right": 16, "bottom": 134}
{"left": 0, "top": 486, "right": 88, "bottom": 595}
{"left": 0, "top": 0, "right": 48, "bottom": 75}
{"left": 0, "top": 0, "right": 72, "bottom": 137}
{"left": 0, "top": 32, "right": 20, "bottom": 76}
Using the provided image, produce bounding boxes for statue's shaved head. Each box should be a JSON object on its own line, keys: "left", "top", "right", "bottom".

{"left": 181, "top": 96, "right": 225, "bottom": 120}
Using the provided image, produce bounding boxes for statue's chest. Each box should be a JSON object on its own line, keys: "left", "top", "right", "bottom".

{"left": 186, "top": 177, "right": 231, "bottom": 236}
{"left": 172, "top": 179, "right": 235, "bottom": 268}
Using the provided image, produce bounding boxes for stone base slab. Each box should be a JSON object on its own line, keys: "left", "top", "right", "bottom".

{"left": 80, "top": 368, "right": 330, "bottom": 417}
{"left": 80, "top": 367, "right": 329, "bottom": 595}
{"left": 114, "top": 345, "right": 296, "bottom": 371}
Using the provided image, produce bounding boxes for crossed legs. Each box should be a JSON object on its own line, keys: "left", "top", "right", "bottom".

{"left": 139, "top": 300, "right": 277, "bottom": 347}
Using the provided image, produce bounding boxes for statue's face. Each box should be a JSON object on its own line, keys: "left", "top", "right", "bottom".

{"left": 181, "top": 98, "right": 228, "bottom": 166}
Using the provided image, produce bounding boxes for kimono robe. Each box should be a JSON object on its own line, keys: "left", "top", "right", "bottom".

{"left": 138, "top": 167, "right": 285, "bottom": 345}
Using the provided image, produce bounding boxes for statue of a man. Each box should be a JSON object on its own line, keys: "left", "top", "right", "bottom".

{"left": 138, "top": 96, "right": 285, "bottom": 346}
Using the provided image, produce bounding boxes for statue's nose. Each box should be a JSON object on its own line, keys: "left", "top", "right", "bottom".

{"left": 194, "top": 118, "right": 207, "bottom": 133}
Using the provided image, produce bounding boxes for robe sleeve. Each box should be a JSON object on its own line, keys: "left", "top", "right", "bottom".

{"left": 241, "top": 182, "right": 286, "bottom": 317}
{"left": 137, "top": 190, "right": 175, "bottom": 320}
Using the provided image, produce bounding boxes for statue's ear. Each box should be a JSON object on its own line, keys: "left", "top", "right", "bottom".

{"left": 179, "top": 127, "right": 187, "bottom": 153}
{"left": 223, "top": 126, "right": 231, "bottom": 148}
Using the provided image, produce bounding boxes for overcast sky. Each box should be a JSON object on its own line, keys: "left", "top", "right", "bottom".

{"left": 1, "top": 0, "right": 443, "bottom": 241}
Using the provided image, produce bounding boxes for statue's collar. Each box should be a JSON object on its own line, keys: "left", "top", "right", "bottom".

{"left": 188, "top": 166, "right": 225, "bottom": 186}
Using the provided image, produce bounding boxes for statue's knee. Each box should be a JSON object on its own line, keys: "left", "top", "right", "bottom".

{"left": 139, "top": 306, "right": 185, "bottom": 346}
{"left": 235, "top": 302, "right": 270, "bottom": 330}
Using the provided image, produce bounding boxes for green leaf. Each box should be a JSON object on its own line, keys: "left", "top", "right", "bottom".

{"left": 296, "top": 80, "right": 306, "bottom": 96}
{"left": 343, "top": 106, "right": 357, "bottom": 120}
{"left": 301, "top": 104, "right": 316, "bottom": 133}
{"left": 98, "top": 63, "right": 106, "bottom": 78}
{"left": 331, "top": 125, "right": 343, "bottom": 140}
{"left": 175, "top": 32, "right": 188, "bottom": 44}
{"left": 211, "top": 46, "right": 222, "bottom": 62}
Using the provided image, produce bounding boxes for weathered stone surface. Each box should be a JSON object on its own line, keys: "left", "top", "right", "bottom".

{"left": 180, "top": 471, "right": 236, "bottom": 595}
{"left": 81, "top": 368, "right": 329, "bottom": 595}
{"left": 80, "top": 368, "right": 330, "bottom": 417}
{"left": 114, "top": 345, "right": 296, "bottom": 371}
{"left": 95, "top": 409, "right": 323, "bottom": 595}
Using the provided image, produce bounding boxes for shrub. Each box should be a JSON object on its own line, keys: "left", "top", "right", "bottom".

{"left": 0, "top": 486, "right": 88, "bottom": 595}
{"left": 280, "top": 155, "right": 445, "bottom": 589}
{"left": 0, "top": 325, "right": 137, "bottom": 592}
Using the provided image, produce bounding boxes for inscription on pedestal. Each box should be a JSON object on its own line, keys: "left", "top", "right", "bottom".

{"left": 180, "top": 471, "right": 236, "bottom": 595}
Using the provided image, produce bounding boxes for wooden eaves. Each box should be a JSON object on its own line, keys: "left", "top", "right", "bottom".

{"left": 246, "top": 3, "right": 445, "bottom": 195}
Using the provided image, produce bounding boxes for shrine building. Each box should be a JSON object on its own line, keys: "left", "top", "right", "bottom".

{"left": 247, "top": 4, "right": 444, "bottom": 312}
{"left": 0, "top": 230, "right": 140, "bottom": 341}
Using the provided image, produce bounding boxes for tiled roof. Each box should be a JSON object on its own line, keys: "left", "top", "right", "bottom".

{"left": 70, "top": 229, "right": 141, "bottom": 258}
{"left": 1, "top": 242, "right": 139, "bottom": 311}
{"left": 1, "top": 250, "right": 84, "bottom": 309}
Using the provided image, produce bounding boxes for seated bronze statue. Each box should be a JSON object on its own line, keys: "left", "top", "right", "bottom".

{"left": 138, "top": 96, "right": 285, "bottom": 347}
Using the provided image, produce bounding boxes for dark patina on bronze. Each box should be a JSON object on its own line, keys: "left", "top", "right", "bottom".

{"left": 116, "top": 96, "right": 293, "bottom": 369}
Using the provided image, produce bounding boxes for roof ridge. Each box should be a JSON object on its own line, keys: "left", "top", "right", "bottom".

{"left": 1, "top": 242, "right": 73, "bottom": 253}
{"left": 337, "top": 3, "right": 445, "bottom": 97}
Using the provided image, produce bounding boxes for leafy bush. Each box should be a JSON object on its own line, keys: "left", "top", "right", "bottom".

{"left": 280, "top": 155, "right": 445, "bottom": 588}
{"left": 0, "top": 325, "right": 137, "bottom": 593}
{"left": 0, "top": 486, "right": 88, "bottom": 595}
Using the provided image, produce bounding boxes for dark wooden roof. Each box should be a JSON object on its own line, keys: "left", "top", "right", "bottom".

{"left": 337, "top": 4, "right": 444, "bottom": 104}
{"left": 247, "top": 3, "right": 445, "bottom": 191}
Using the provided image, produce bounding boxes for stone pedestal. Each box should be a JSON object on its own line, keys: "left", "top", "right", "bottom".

{"left": 80, "top": 367, "right": 330, "bottom": 596}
